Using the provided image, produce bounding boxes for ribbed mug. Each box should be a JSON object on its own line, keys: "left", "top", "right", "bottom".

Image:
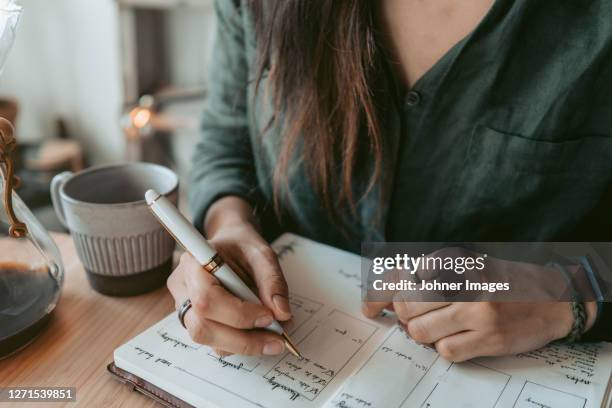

{"left": 51, "top": 163, "right": 178, "bottom": 296}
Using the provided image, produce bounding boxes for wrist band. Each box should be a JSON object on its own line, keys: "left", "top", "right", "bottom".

{"left": 563, "top": 301, "right": 586, "bottom": 342}
{"left": 549, "top": 261, "right": 586, "bottom": 342}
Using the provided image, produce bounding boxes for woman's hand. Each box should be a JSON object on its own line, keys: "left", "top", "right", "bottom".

{"left": 167, "top": 196, "right": 292, "bottom": 357}
{"left": 364, "top": 301, "right": 583, "bottom": 362}
{"left": 363, "top": 248, "right": 599, "bottom": 362}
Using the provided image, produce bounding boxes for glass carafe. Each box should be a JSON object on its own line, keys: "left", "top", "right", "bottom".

{"left": 0, "top": 118, "right": 65, "bottom": 358}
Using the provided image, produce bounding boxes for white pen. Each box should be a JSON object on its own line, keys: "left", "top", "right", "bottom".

{"left": 145, "top": 189, "right": 301, "bottom": 358}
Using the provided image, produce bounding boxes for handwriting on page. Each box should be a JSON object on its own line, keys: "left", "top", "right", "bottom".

{"left": 328, "top": 327, "right": 438, "bottom": 408}
{"left": 513, "top": 381, "right": 586, "bottom": 408}
{"left": 206, "top": 293, "right": 323, "bottom": 372}
{"left": 134, "top": 346, "right": 173, "bottom": 367}
{"left": 157, "top": 330, "right": 200, "bottom": 351}
{"left": 517, "top": 343, "right": 602, "bottom": 386}
{"left": 335, "top": 269, "right": 362, "bottom": 289}
{"left": 264, "top": 310, "right": 377, "bottom": 401}
{"left": 116, "top": 235, "right": 612, "bottom": 408}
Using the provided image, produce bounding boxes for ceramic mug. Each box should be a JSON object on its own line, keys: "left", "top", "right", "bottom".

{"left": 51, "top": 163, "right": 178, "bottom": 296}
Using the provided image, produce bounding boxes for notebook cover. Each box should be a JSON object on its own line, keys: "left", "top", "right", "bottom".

{"left": 107, "top": 362, "right": 195, "bottom": 408}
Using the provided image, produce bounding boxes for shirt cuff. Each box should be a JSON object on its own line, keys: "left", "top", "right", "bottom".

{"left": 188, "top": 177, "right": 258, "bottom": 235}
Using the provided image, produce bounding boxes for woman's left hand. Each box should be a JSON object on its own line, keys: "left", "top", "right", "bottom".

{"left": 362, "top": 300, "right": 596, "bottom": 362}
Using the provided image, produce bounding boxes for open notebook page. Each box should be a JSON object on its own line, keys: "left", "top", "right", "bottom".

{"left": 114, "top": 233, "right": 396, "bottom": 408}
{"left": 325, "top": 326, "right": 612, "bottom": 408}
{"left": 115, "top": 234, "right": 612, "bottom": 408}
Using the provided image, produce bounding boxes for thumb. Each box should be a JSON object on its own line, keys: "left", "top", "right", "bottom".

{"left": 247, "top": 246, "right": 292, "bottom": 321}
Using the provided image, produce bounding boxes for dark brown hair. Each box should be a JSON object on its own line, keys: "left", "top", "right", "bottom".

{"left": 250, "top": 1, "right": 386, "bottom": 225}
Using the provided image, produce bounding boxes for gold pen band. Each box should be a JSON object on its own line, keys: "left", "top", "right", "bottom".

{"left": 203, "top": 253, "right": 224, "bottom": 274}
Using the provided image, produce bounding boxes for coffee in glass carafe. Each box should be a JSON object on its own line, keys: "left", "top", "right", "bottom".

{"left": 0, "top": 118, "right": 65, "bottom": 358}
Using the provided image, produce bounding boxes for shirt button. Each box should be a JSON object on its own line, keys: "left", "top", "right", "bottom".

{"left": 405, "top": 91, "right": 421, "bottom": 107}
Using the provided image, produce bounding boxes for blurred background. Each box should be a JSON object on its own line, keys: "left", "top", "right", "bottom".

{"left": 0, "top": 0, "right": 215, "bottom": 231}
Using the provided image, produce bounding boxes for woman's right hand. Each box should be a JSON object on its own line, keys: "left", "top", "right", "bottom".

{"left": 167, "top": 197, "right": 292, "bottom": 357}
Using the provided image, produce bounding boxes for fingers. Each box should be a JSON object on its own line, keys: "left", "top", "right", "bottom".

{"left": 167, "top": 261, "right": 189, "bottom": 309}
{"left": 168, "top": 236, "right": 291, "bottom": 357}
{"left": 434, "top": 331, "right": 482, "bottom": 362}
{"left": 361, "top": 301, "right": 391, "bottom": 318}
{"left": 394, "top": 301, "right": 451, "bottom": 324}
{"left": 213, "top": 348, "right": 231, "bottom": 358}
{"left": 191, "top": 281, "right": 275, "bottom": 329}
{"left": 206, "top": 226, "right": 292, "bottom": 321}
{"left": 245, "top": 245, "right": 292, "bottom": 321}
{"left": 362, "top": 300, "right": 449, "bottom": 321}
{"left": 169, "top": 254, "right": 285, "bottom": 356}
{"left": 403, "top": 304, "right": 463, "bottom": 344}
{"left": 184, "top": 311, "right": 286, "bottom": 356}
{"left": 172, "top": 252, "right": 274, "bottom": 330}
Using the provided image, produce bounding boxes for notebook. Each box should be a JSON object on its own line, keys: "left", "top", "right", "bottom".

{"left": 110, "top": 233, "right": 612, "bottom": 408}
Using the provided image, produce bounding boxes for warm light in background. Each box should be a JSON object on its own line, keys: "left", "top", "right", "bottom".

{"left": 130, "top": 107, "right": 152, "bottom": 130}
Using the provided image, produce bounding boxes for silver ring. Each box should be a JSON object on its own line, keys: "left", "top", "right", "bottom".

{"left": 177, "top": 299, "right": 192, "bottom": 329}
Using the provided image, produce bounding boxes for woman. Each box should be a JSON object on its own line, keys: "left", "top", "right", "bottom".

{"left": 168, "top": 0, "right": 612, "bottom": 360}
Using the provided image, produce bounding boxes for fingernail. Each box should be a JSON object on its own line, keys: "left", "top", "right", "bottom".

{"left": 273, "top": 295, "right": 291, "bottom": 317}
{"left": 263, "top": 340, "right": 285, "bottom": 355}
{"left": 254, "top": 315, "right": 274, "bottom": 328}
{"left": 282, "top": 318, "right": 295, "bottom": 332}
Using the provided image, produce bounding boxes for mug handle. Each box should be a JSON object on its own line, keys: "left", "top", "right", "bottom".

{"left": 50, "top": 171, "right": 73, "bottom": 229}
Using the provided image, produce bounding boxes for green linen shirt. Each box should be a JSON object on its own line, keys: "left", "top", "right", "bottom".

{"left": 189, "top": 1, "right": 612, "bottom": 339}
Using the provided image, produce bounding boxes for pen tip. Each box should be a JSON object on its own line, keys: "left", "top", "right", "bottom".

{"left": 282, "top": 333, "right": 302, "bottom": 359}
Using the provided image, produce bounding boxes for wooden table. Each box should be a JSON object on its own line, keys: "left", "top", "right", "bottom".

{"left": 0, "top": 234, "right": 175, "bottom": 407}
